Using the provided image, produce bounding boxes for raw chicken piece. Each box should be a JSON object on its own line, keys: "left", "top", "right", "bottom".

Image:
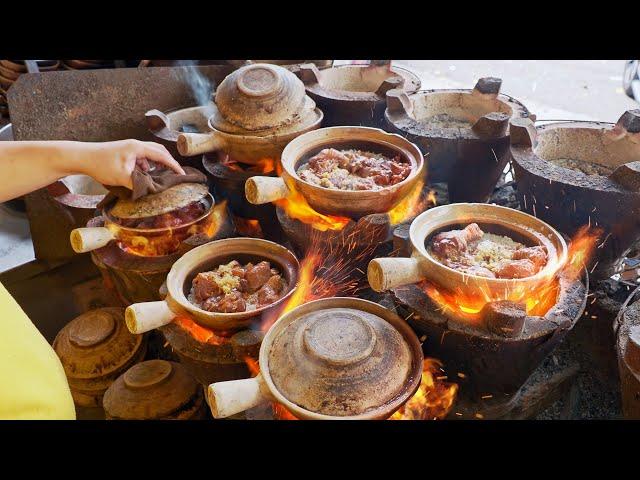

{"left": 431, "top": 223, "right": 484, "bottom": 258}
{"left": 494, "top": 259, "right": 537, "bottom": 279}
{"left": 512, "top": 246, "right": 548, "bottom": 270}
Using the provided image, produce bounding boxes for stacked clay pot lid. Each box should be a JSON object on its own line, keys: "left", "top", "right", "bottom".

{"left": 267, "top": 303, "right": 420, "bottom": 417}
{"left": 103, "top": 360, "right": 205, "bottom": 419}
{"left": 53, "top": 308, "right": 146, "bottom": 407}
{"left": 210, "top": 63, "right": 319, "bottom": 135}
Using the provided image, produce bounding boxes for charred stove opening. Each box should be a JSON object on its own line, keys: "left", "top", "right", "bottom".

{"left": 534, "top": 125, "right": 635, "bottom": 177}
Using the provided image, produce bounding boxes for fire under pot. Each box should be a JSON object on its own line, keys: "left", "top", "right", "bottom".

{"left": 202, "top": 152, "right": 283, "bottom": 241}
{"left": 384, "top": 77, "right": 532, "bottom": 202}
{"left": 509, "top": 111, "right": 640, "bottom": 279}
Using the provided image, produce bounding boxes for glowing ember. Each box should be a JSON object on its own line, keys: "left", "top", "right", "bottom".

{"left": 234, "top": 218, "right": 264, "bottom": 238}
{"left": 390, "top": 358, "right": 458, "bottom": 420}
{"left": 387, "top": 180, "right": 437, "bottom": 225}
{"left": 222, "top": 156, "right": 276, "bottom": 175}
{"left": 174, "top": 314, "right": 232, "bottom": 345}
{"left": 274, "top": 186, "right": 351, "bottom": 232}
{"left": 115, "top": 200, "right": 228, "bottom": 257}
{"left": 422, "top": 226, "right": 602, "bottom": 320}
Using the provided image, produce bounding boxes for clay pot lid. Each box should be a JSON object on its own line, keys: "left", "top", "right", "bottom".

{"left": 212, "top": 63, "right": 308, "bottom": 132}
{"left": 53, "top": 308, "right": 144, "bottom": 380}
{"left": 103, "top": 360, "right": 199, "bottom": 419}
{"left": 108, "top": 183, "right": 209, "bottom": 219}
{"left": 267, "top": 306, "right": 414, "bottom": 417}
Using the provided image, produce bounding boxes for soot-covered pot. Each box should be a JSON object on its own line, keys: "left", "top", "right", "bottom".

{"left": 207, "top": 297, "right": 423, "bottom": 420}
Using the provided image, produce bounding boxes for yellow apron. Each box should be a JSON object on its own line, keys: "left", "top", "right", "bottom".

{"left": 0, "top": 281, "right": 75, "bottom": 419}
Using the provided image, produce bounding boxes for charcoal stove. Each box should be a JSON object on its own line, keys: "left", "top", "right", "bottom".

{"left": 509, "top": 111, "right": 640, "bottom": 279}
{"left": 384, "top": 77, "right": 532, "bottom": 203}
{"left": 159, "top": 313, "right": 263, "bottom": 386}
{"left": 202, "top": 152, "right": 284, "bottom": 241}
{"left": 616, "top": 287, "right": 640, "bottom": 418}
{"left": 390, "top": 258, "right": 588, "bottom": 397}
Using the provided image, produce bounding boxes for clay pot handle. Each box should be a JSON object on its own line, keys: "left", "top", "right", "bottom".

{"left": 207, "top": 373, "right": 272, "bottom": 419}
{"left": 124, "top": 301, "right": 176, "bottom": 334}
{"left": 177, "top": 132, "right": 225, "bottom": 156}
{"left": 376, "top": 76, "right": 405, "bottom": 96}
{"left": 245, "top": 176, "right": 290, "bottom": 205}
{"left": 473, "top": 77, "right": 502, "bottom": 96}
{"left": 509, "top": 117, "right": 537, "bottom": 147}
{"left": 297, "top": 63, "right": 322, "bottom": 85}
{"left": 386, "top": 89, "right": 413, "bottom": 116}
{"left": 70, "top": 227, "right": 115, "bottom": 253}
{"left": 367, "top": 257, "right": 423, "bottom": 292}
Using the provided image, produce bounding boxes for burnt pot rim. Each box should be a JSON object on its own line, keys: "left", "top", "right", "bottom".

{"left": 510, "top": 121, "right": 640, "bottom": 195}
{"left": 303, "top": 64, "right": 420, "bottom": 102}
{"left": 385, "top": 87, "right": 530, "bottom": 140}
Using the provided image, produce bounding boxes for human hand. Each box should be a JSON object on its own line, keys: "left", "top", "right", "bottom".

{"left": 74, "top": 139, "right": 185, "bottom": 189}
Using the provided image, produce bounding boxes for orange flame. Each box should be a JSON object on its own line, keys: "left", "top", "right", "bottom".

{"left": 116, "top": 200, "right": 228, "bottom": 257}
{"left": 234, "top": 218, "right": 264, "bottom": 238}
{"left": 390, "top": 358, "right": 458, "bottom": 420}
{"left": 174, "top": 314, "right": 232, "bottom": 345}
{"left": 274, "top": 186, "right": 351, "bottom": 232}
{"left": 223, "top": 156, "right": 276, "bottom": 175}
{"left": 422, "top": 226, "right": 602, "bottom": 319}
{"left": 387, "top": 180, "right": 437, "bottom": 225}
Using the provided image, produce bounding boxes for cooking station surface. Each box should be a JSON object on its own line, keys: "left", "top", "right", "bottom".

{"left": 1, "top": 61, "right": 637, "bottom": 420}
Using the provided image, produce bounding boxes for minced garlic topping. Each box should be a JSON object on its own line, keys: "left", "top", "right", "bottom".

{"left": 206, "top": 261, "right": 240, "bottom": 295}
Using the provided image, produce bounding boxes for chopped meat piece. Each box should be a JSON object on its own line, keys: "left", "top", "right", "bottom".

{"left": 462, "top": 265, "right": 496, "bottom": 278}
{"left": 246, "top": 261, "right": 272, "bottom": 290}
{"left": 297, "top": 148, "right": 412, "bottom": 191}
{"left": 432, "top": 223, "right": 484, "bottom": 258}
{"left": 192, "top": 272, "right": 222, "bottom": 302}
{"left": 428, "top": 223, "right": 548, "bottom": 280}
{"left": 494, "top": 259, "right": 537, "bottom": 279}
{"left": 189, "top": 260, "right": 286, "bottom": 313}
{"left": 512, "top": 246, "right": 548, "bottom": 269}
{"left": 216, "top": 291, "right": 247, "bottom": 313}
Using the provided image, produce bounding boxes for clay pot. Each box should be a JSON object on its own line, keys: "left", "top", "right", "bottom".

{"left": 69, "top": 183, "right": 213, "bottom": 254}
{"left": 207, "top": 297, "right": 423, "bottom": 419}
{"left": 53, "top": 308, "right": 147, "bottom": 408}
{"left": 176, "top": 63, "right": 323, "bottom": 162}
{"left": 245, "top": 126, "right": 424, "bottom": 218}
{"left": 384, "top": 77, "right": 531, "bottom": 202}
{"left": 124, "top": 237, "right": 300, "bottom": 333}
{"left": 368, "top": 203, "right": 568, "bottom": 299}
{"left": 103, "top": 360, "right": 206, "bottom": 420}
